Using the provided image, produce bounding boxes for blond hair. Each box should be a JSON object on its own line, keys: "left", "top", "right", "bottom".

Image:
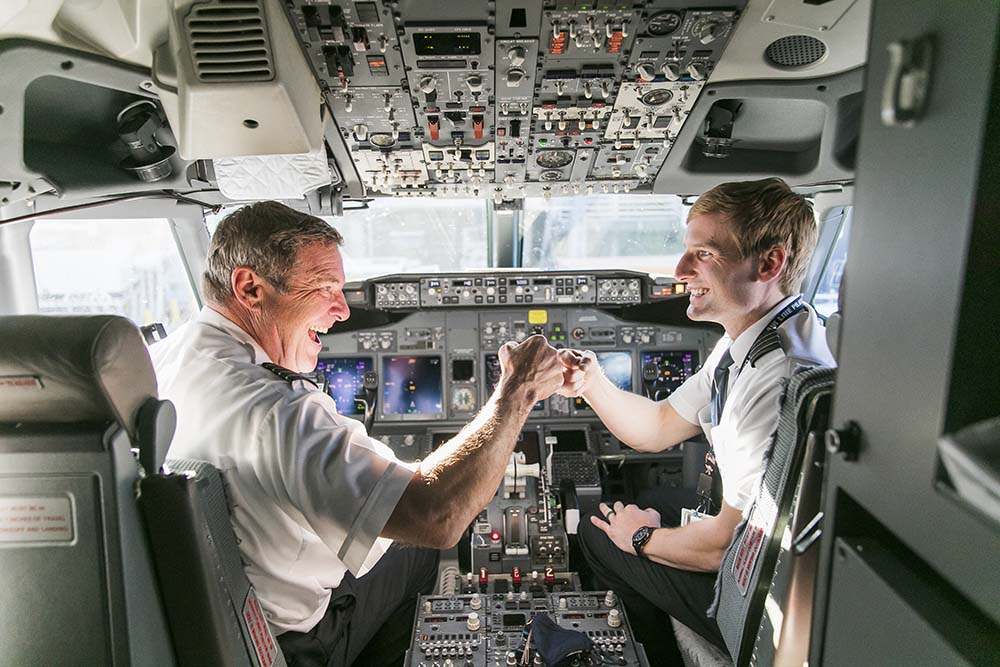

{"left": 689, "top": 178, "right": 817, "bottom": 294}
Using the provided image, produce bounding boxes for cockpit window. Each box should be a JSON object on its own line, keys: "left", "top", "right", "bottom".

{"left": 809, "top": 207, "right": 852, "bottom": 318}
{"left": 207, "top": 198, "right": 491, "bottom": 281}
{"left": 30, "top": 219, "right": 199, "bottom": 332}
{"left": 521, "top": 195, "right": 690, "bottom": 276}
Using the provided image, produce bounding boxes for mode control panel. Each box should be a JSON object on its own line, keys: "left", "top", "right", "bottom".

{"left": 422, "top": 275, "right": 597, "bottom": 308}
{"left": 364, "top": 271, "right": 683, "bottom": 310}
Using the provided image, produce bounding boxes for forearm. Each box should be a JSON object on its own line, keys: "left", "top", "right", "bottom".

{"left": 387, "top": 379, "right": 535, "bottom": 546}
{"left": 644, "top": 515, "right": 735, "bottom": 572}
{"left": 583, "top": 374, "right": 684, "bottom": 452}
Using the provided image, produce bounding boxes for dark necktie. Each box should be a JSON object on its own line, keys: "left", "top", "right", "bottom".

{"left": 711, "top": 348, "right": 735, "bottom": 427}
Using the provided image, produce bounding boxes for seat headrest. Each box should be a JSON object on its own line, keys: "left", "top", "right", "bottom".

{"left": 0, "top": 315, "right": 157, "bottom": 439}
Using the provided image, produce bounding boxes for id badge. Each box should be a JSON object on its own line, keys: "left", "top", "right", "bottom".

{"left": 681, "top": 507, "right": 709, "bottom": 527}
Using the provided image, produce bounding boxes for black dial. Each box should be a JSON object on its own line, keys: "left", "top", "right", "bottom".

{"left": 646, "top": 11, "right": 682, "bottom": 37}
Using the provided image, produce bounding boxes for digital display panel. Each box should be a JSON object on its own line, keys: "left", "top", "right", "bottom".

{"left": 382, "top": 356, "right": 443, "bottom": 415}
{"left": 575, "top": 351, "right": 633, "bottom": 411}
{"left": 640, "top": 350, "right": 700, "bottom": 400}
{"left": 549, "top": 429, "right": 589, "bottom": 452}
{"left": 314, "top": 357, "right": 373, "bottom": 416}
{"left": 413, "top": 32, "right": 482, "bottom": 56}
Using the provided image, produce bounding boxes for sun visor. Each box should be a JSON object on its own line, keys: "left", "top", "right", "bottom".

{"left": 214, "top": 148, "right": 332, "bottom": 200}
{"left": 152, "top": 0, "right": 323, "bottom": 160}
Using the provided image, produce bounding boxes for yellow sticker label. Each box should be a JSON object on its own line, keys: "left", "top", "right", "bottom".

{"left": 528, "top": 310, "right": 548, "bottom": 325}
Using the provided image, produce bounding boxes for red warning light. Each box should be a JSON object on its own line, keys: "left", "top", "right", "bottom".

{"left": 491, "top": 531, "right": 501, "bottom": 542}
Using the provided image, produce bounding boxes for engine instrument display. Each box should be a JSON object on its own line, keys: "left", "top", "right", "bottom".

{"left": 640, "top": 350, "right": 700, "bottom": 400}
{"left": 315, "top": 356, "right": 373, "bottom": 416}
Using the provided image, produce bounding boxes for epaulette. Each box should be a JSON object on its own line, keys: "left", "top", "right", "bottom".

{"left": 262, "top": 362, "right": 322, "bottom": 389}
{"left": 747, "top": 329, "right": 783, "bottom": 368}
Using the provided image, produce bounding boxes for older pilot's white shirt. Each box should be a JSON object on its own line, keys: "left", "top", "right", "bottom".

{"left": 150, "top": 307, "right": 415, "bottom": 635}
{"left": 669, "top": 295, "right": 835, "bottom": 512}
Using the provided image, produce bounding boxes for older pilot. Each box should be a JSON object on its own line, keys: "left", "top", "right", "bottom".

{"left": 152, "top": 201, "right": 574, "bottom": 666}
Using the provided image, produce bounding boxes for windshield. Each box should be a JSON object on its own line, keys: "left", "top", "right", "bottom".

{"left": 206, "top": 194, "right": 693, "bottom": 281}
{"left": 208, "top": 198, "right": 491, "bottom": 282}
{"left": 521, "top": 195, "right": 690, "bottom": 276}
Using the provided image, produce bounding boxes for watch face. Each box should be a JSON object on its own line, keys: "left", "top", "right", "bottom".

{"left": 632, "top": 526, "right": 653, "bottom": 554}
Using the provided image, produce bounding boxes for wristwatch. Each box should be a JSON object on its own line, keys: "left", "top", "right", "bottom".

{"left": 631, "top": 525, "right": 654, "bottom": 558}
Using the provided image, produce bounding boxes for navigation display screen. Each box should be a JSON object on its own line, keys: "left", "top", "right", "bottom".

{"left": 314, "top": 356, "right": 373, "bottom": 416}
{"left": 641, "top": 350, "right": 699, "bottom": 400}
{"left": 575, "top": 351, "right": 633, "bottom": 411}
{"left": 382, "top": 356, "right": 443, "bottom": 415}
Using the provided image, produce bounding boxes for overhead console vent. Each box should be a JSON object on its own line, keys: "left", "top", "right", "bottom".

{"left": 153, "top": 0, "right": 323, "bottom": 159}
{"left": 765, "top": 35, "right": 827, "bottom": 69}
{"left": 185, "top": 0, "right": 275, "bottom": 83}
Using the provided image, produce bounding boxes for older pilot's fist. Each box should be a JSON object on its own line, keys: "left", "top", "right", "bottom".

{"left": 496, "top": 335, "right": 564, "bottom": 402}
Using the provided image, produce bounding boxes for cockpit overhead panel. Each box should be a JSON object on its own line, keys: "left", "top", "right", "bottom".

{"left": 281, "top": 0, "right": 745, "bottom": 201}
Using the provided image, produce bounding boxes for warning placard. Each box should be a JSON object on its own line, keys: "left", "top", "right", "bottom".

{"left": 730, "top": 505, "right": 765, "bottom": 596}
{"left": 0, "top": 496, "right": 74, "bottom": 544}
{"left": 243, "top": 588, "right": 277, "bottom": 667}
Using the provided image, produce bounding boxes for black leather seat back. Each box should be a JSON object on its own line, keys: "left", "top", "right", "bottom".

{"left": 140, "top": 458, "right": 287, "bottom": 667}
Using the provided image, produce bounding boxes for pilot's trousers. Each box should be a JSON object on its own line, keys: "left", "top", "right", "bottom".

{"left": 277, "top": 543, "right": 439, "bottom": 667}
{"left": 577, "top": 487, "right": 729, "bottom": 667}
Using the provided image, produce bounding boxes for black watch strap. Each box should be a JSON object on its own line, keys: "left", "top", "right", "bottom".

{"left": 632, "top": 526, "right": 654, "bottom": 558}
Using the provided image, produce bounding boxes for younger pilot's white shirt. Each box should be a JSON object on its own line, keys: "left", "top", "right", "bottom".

{"left": 669, "top": 295, "right": 835, "bottom": 512}
{"left": 150, "top": 307, "right": 415, "bottom": 635}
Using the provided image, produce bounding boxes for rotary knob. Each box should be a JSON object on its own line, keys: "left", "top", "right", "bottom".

{"left": 419, "top": 76, "right": 437, "bottom": 94}
{"left": 607, "top": 608, "right": 622, "bottom": 628}
{"left": 507, "top": 46, "right": 526, "bottom": 67}
{"left": 469, "top": 593, "right": 482, "bottom": 610}
{"left": 466, "top": 74, "right": 483, "bottom": 93}
{"left": 604, "top": 591, "right": 617, "bottom": 607}
{"left": 636, "top": 62, "right": 657, "bottom": 82}
{"left": 506, "top": 68, "right": 526, "bottom": 87}
{"left": 696, "top": 18, "right": 728, "bottom": 45}
{"left": 660, "top": 62, "right": 681, "bottom": 81}
{"left": 467, "top": 612, "right": 480, "bottom": 632}
{"left": 686, "top": 62, "right": 707, "bottom": 81}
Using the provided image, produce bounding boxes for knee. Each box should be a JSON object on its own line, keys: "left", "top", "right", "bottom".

{"left": 577, "top": 514, "right": 611, "bottom": 564}
{"left": 416, "top": 547, "right": 439, "bottom": 595}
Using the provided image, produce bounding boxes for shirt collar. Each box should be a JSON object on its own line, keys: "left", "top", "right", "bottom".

{"left": 728, "top": 294, "right": 801, "bottom": 370}
{"left": 197, "top": 306, "right": 274, "bottom": 366}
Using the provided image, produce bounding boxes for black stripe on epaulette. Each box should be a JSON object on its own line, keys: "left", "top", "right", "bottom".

{"left": 748, "top": 330, "right": 782, "bottom": 367}
{"left": 262, "top": 362, "right": 321, "bottom": 389}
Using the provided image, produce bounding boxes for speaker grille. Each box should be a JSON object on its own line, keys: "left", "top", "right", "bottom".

{"left": 765, "top": 35, "right": 826, "bottom": 68}
{"left": 185, "top": 0, "right": 275, "bottom": 83}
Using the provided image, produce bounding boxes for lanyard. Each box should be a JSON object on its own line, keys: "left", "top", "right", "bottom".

{"left": 734, "top": 296, "right": 804, "bottom": 378}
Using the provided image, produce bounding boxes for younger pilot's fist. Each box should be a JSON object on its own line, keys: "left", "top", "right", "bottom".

{"left": 556, "top": 348, "right": 598, "bottom": 397}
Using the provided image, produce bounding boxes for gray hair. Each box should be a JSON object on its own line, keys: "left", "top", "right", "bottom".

{"left": 202, "top": 201, "right": 344, "bottom": 305}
